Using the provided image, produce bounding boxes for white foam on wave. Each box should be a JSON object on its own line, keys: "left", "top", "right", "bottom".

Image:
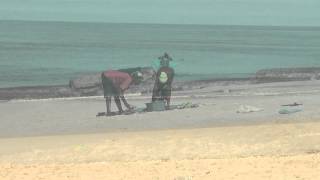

{"left": 6, "top": 93, "right": 212, "bottom": 103}
{"left": 6, "top": 88, "right": 320, "bottom": 103}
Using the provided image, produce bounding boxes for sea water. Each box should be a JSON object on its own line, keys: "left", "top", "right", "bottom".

{"left": 1, "top": 20, "right": 320, "bottom": 88}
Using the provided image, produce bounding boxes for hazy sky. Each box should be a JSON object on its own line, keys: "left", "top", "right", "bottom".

{"left": 1, "top": 0, "right": 319, "bottom": 26}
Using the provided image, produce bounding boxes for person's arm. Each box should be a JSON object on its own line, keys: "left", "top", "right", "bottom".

{"left": 118, "top": 72, "right": 134, "bottom": 110}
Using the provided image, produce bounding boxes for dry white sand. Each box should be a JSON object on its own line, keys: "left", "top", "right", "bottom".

{"left": 1, "top": 80, "right": 320, "bottom": 179}
{"left": 1, "top": 122, "right": 320, "bottom": 180}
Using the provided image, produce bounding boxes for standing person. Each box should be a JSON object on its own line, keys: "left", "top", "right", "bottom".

{"left": 152, "top": 53, "right": 175, "bottom": 107}
{"left": 101, "top": 70, "right": 143, "bottom": 116}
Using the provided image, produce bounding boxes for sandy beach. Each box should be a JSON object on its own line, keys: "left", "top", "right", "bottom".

{"left": 1, "top": 80, "right": 320, "bottom": 179}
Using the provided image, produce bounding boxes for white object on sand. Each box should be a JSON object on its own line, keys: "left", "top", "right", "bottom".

{"left": 237, "top": 105, "right": 264, "bottom": 113}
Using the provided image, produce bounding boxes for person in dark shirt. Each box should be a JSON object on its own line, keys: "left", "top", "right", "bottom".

{"left": 152, "top": 53, "right": 175, "bottom": 107}
{"left": 101, "top": 70, "right": 143, "bottom": 116}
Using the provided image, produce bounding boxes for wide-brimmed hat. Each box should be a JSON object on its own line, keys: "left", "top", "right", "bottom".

{"left": 158, "top": 52, "right": 172, "bottom": 60}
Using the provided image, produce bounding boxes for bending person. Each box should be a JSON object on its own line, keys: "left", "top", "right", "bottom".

{"left": 101, "top": 70, "right": 143, "bottom": 116}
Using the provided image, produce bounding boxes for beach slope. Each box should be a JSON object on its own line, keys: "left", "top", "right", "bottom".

{"left": 1, "top": 80, "right": 320, "bottom": 179}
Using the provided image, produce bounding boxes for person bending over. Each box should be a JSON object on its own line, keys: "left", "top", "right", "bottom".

{"left": 101, "top": 70, "right": 143, "bottom": 116}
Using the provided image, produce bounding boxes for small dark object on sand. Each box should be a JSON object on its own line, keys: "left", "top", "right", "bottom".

{"left": 146, "top": 101, "right": 166, "bottom": 112}
{"left": 96, "top": 112, "right": 106, "bottom": 117}
{"left": 282, "top": 102, "right": 303, "bottom": 107}
{"left": 96, "top": 110, "right": 135, "bottom": 117}
{"left": 96, "top": 112, "right": 118, "bottom": 117}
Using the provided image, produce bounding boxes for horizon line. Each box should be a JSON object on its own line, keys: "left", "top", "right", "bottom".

{"left": 1, "top": 19, "right": 320, "bottom": 28}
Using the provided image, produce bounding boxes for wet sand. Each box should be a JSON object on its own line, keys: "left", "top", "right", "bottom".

{"left": 1, "top": 80, "right": 320, "bottom": 138}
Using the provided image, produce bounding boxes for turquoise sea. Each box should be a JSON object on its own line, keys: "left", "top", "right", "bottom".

{"left": 1, "top": 20, "right": 320, "bottom": 88}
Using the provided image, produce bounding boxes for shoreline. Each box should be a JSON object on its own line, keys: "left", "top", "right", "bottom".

{"left": 0, "top": 77, "right": 252, "bottom": 100}
{"left": 1, "top": 66, "right": 320, "bottom": 100}
{"left": 1, "top": 78, "right": 319, "bottom": 102}
{"left": 1, "top": 78, "right": 320, "bottom": 102}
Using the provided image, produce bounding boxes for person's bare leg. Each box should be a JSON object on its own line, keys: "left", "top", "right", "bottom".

{"left": 165, "top": 90, "right": 171, "bottom": 109}
{"left": 106, "top": 96, "right": 112, "bottom": 115}
{"left": 167, "top": 91, "right": 172, "bottom": 107}
{"left": 120, "top": 96, "right": 133, "bottom": 110}
{"left": 114, "top": 96, "right": 124, "bottom": 114}
{"left": 166, "top": 98, "right": 171, "bottom": 107}
{"left": 152, "top": 83, "right": 161, "bottom": 102}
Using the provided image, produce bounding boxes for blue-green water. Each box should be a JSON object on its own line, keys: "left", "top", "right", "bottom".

{"left": 1, "top": 20, "right": 320, "bottom": 88}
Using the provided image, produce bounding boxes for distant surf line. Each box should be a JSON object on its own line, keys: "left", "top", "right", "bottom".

{"left": 6, "top": 89, "right": 320, "bottom": 103}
